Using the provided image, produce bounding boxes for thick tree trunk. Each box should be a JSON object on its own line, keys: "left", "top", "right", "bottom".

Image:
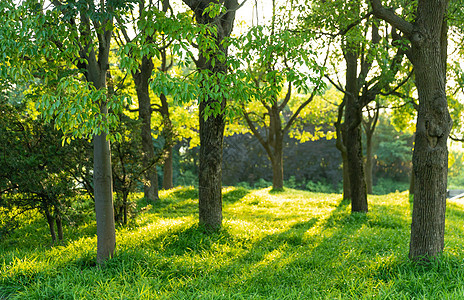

{"left": 346, "top": 123, "right": 368, "bottom": 212}
{"left": 370, "top": 0, "right": 451, "bottom": 261}
{"left": 198, "top": 98, "right": 225, "bottom": 231}
{"left": 134, "top": 56, "right": 158, "bottom": 201}
{"left": 408, "top": 2, "right": 451, "bottom": 260}
{"left": 271, "top": 150, "right": 284, "bottom": 191}
{"left": 185, "top": 0, "right": 239, "bottom": 231}
{"left": 344, "top": 50, "right": 368, "bottom": 212}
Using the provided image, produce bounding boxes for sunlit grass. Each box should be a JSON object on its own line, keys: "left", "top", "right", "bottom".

{"left": 1, "top": 187, "right": 464, "bottom": 299}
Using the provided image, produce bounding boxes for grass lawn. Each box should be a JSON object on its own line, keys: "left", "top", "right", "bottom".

{"left": 1, "top": 187, "right": 464, "bottom": 299}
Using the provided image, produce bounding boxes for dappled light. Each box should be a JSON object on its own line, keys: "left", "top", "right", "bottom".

{"left": 1, "top": 0, "right": 464, "bottom": 297}
{"left": 2, "top": 189, "right": 464, "bottom": 298}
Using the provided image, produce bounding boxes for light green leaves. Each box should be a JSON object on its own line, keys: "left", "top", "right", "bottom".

{"left": 37, "top": 76, "right": 126, "bottom": 143}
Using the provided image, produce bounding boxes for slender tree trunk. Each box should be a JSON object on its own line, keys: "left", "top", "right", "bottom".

{"left": 335, "top": 102, "right": 351, "bottom": 200}
{"left": 123, "top": 193, "right": 128, "bottom": 225}
{"left": 365, "top": 132, "right": 374, "bottom": 194}
{"left": 344, "top": 50, "right": 368, "bottom": 212}
{"left": 55, "top": 205, "right": 63, "bottom": 241}
{"left": 134, "top": 56, "right": 158, "bottom": 201}
{"left": 270, "top": 104, "right": 284, "bottom": 190}
{"left": 160, "top": 93, "right": 174, "bottom": 190}
{"left": 44, "top": 205, "right": 56, "bottom": 243}
{"left": 408, "top": 2, "right": 451, "bottom": 259}
{"left": 163, "top": 145, "right": 174, "bottom": 189}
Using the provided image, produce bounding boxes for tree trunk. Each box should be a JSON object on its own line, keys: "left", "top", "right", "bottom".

{"left": 55, "top": 205, "right": 63, "bottom": 241}
{"left": 185, "top": 0, "right": 239, "bottom": 231}
{"left": 44, "top": 205, "right": 56, "bottom": 243}
{"left": 134, "top": 56, "right": 158, "bottom": 202}
{"left": 163, "top": 145, "right": 174, "bottom": 189}
{"left": 335, "top": 102, "right": 351, "bottom": 200}
{"left": 270, "top": 105, "right": 284, "bottom": 191}
{"left": 198, "top": 98, "right": 225, "bottom": 231}
{"left": 346, "top": 123, "right": 368, "bottom": 212}
{"left": 365, "top": 131, "right": 374, "bottom": 194}
{"left": 123, "top": 192, "right": 128, "bottom": 225}
{"left": 408, "top": 1, "right": 451, "bottom": 260}
{"left": 344, "top": 50, "right": 368, "bottom": 212}
{"left": 370, "top": 0, "right": 451, "bottom": 262}
{"left": 94, "top": 129, "right": 116, "bottom": 264}
{"left": 271, "top": 150, "right": 284, "bottom": 191}
{"left": 341, "top": 150, "right": 351, "bottom": 200}
{"left": 160, "top": 93, "right": 174, "bottom": 190}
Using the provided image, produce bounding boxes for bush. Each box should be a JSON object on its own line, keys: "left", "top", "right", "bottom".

{"left": 253, "top": 178, "right": 272, "bottom": 189}
{"left": 373, "top": 177, "right": 409, "bottom": 195}
{"left": 176, "top": 170, "right": 197, "bottom": 187}
{"left": 305, "top": 179, "right": 334, "bottom": 193}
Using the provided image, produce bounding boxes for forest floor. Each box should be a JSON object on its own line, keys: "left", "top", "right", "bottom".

{"left": 1, "top": 187, "right": 464, "bottom": 299}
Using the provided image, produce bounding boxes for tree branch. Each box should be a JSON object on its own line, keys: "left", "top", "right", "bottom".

{"left": 369, "top": 0, "right": 414, "bottom": 36}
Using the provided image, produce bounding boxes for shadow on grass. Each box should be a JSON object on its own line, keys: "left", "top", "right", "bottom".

{"left": 223, "top": 187, "right": 250, "bottom": 204}
{"left": 5, "top": 193, "right": 464, "bottom": 299}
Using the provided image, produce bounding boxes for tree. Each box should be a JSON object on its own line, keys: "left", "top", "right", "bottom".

{"left": 0, "top": 97, "right": 78, "bottom": 243}
{"left": 116, "top": 0, "right": 186, "bottom": 199}
{"left": 310, "top": 0, "right": 411, "bottom": 211}
{"left": 180, "top": 0, "right": 242, "bottom": 231}
{"left": 0, "top": 0, "right": 130, "bottom": 263}
{"left": 370, "top": 0, "right": 452, "bottom": 260}
{"left": 362, "top": 101, "right": 380, "bottom": 194}
{"left": 234, "top": 2, "right": 327, "bottom": 190}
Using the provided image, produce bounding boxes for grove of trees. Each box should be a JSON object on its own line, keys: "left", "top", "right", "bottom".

{"left": 1, "top": 0, "right": 463, "bottom": 264}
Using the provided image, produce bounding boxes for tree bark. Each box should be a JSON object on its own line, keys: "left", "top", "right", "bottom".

{"left": 363, "top": 104, "right": 379, "bottom": 195}
{"left": 370, "top": 0, "right": 451, "bottom": 260}
{"left": 44, "top": 205, "right": 56, "bottom": 243}
{"left": 160, "top": 93, "right": 174, "bottom": 190}
{"left": 86, "top": 26, "right": 116, "bottom": 264}
{"left": 341, "top": 150, "right": 351, "bottom": 200}
{"left": 409, "top": 2, "right": 450, "bottom": 259}
{"left": 344, "top": 50, "right": 368, "bottom": 212}
{"left": 162, "top": 145, "right": 174, "bottom": 189}
{"left": 94, "top": 128, "right": 116, "bottom": 263}
{"left": 365, "top": 133, "right": 374, "bottom": 194}
{"left": 55, "top": 205, "right": 63, "bottom": 241}
{"left": 133, "top": 56, "right": 159, "bottom": 201}
{"left": 198, "top": 99, "right": 225, "bottom": 231}
{"left": 335, "top": 101, "right": 351, "bottom": 200}
{"left": 184, "top": 0, "right": 239, "bottom": 231}
{"left": 271, "top": 149, "right": 284, "bottom": 191}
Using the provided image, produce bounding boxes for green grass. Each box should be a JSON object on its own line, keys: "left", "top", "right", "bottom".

{"left": 1, "top": 187, "right": 464, "bottom": 299}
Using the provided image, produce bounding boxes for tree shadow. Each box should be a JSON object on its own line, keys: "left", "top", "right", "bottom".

{"left": 222, "top": 187, "right": 250, "bottom": 204}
